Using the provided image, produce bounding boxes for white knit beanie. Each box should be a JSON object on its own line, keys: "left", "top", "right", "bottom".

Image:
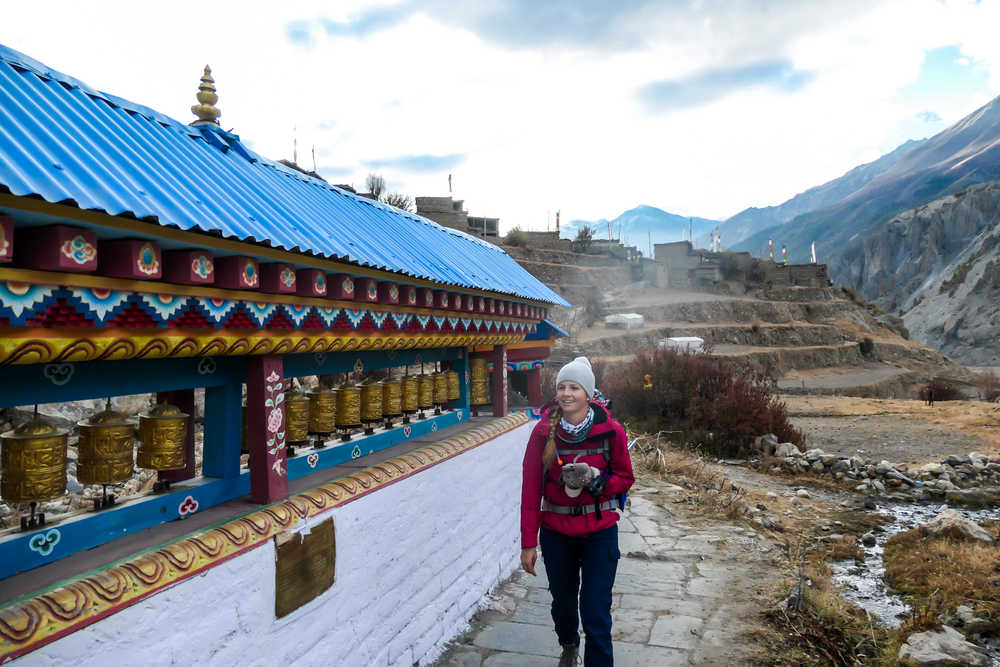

{"left": 555, "top": 356, "right": 595, "bottom": 399}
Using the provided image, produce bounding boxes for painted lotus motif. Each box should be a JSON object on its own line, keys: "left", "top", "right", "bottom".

{"left": 191, "top": 254, "right": 213, "bottom": 280}
{"left": 243, "top": 260, "right": 258, "bottom": 287}
{"left": 407, "top": 289, "right": 416, "bottom": 305}
{"left": 267, "top": 406, "right": 284, "bottom": 433}
{"left": 136, "top": 243, "right": 160, "bottom": 276}
{"left": 314, "top": 273, "right": 326, "bottom": 293}
{"left": 342, "top": 278, "right": 354, "bottom": 295}
{"left": 280, "top": 267, "right": 295, "bottom": 288}
{"left": 61, "top": 236, "right": 96, "bottom": 265}
{"left": 0, "top": 226, "right": 9, "bottom": 259}
{"left": 366, "top": 282, "right": 377, "bottom": 299}
{"left": 389, "top": 285, "right": 398, "bottom": 300}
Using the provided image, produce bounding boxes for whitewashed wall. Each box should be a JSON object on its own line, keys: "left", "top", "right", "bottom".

{"left": 18, "top": 422, "right": 532, "bottom": 667}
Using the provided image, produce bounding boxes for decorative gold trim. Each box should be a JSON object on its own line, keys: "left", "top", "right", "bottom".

{"left": 0, "top": 329, "right": 526, "bottom": 366}
{"left": 0, "top": 195, "right": 549, "bottom": 305}
{"left": 0, "top": 413, "right": 530, "bottom": 661}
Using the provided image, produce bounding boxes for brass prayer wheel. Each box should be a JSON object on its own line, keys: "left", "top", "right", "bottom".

{"left": 470, "top": 357, "right": 490, "bottom": 406}
{"left": 335, "top": 384, "right": 361, "bottom": 428}
{"left": 284, "top": 389, "right": 310, "bottom": 444}
{"left": 307, "top": 386, "right": 337, "bottom": 435}
{"left": 401, "top": 376, "right": 418, "bottom": 414}
{"left": 137, "top": 403, "right": 189, "bottom": 471}
{"left": 77, "top": 403, "right": 134, "bottom": 485}
{"left": 1, "top": 416, "right": 68, "bottom": 503}
{"left": 446, "top": 370, "right": 460, "bottom": 401}
{"left": 433, "top": 372, "right": 448, "bottom": 405}
{"left": 418, "top": 374, "right": 434, "bottom": 409}
{"left": 382, "top": 378, "right": 402, "bottom": 417}
{"left": 360, "top": 380, "right": 383, "bottom": 423}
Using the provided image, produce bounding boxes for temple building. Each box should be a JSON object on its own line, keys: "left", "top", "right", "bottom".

{"left": 0, "top": 44, "right": 566, "bottom": 665}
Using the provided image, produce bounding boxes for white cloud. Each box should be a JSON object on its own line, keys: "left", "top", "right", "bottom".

{"left": 1, "top": 0, "right": 997, "bottom": 233}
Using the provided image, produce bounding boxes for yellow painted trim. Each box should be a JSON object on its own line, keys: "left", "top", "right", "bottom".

{"left": 473, "top": 340, "right": 554, "bottom": 353}
{"left": 0, "top": 413, "right": 531, "bottom": 662}
{"left": 0, "top": 195, "right": 549, "bottom": 305}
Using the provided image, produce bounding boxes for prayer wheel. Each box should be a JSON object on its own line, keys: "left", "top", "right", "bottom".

{"left": 1, "top": 415, "right": 68, "bottom": 504}
{"left": 360, "top": 380, "right": 383, "bottom": 434}
{"left": 417, "top": 374, "right": 434, "bottom": 410}
{"left": 446, "top": 370, "right": 460, "bottom": 401}
{"left": 137, "top": 403, "right": 189, "bottom": 471}
{"left": 401, "top": 376, "right": 419, "bottom": 419}
{"left": 470, "top": 357, "right": 490, "bottom": 407}
{"left": 307, "top": 386, "right": 337, "bottom": 435}
{"left": 433, "top": 372, "right": 448, "bottom": 404}
{"left": 284, "top": 389, "right": 310, "bottom": 445}
{"left": 335, "top": 384, "right": 361, "bottom": 429}
{"left": 382, "top": 378, "right": 402, "bottom": 419}
{"left": 77, "top": 402, "right": 134, "bottom": 485}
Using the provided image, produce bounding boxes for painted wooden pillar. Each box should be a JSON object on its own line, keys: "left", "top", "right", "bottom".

{"left": 526, "top": 368, "right": 543, "bottom": 407}
{"left": 246, "top": 356, "right": 289, "bottom": 504}
{"left": 156, "top": 389, "right": 196, "bottom": 483}
{"left": 491, "top": 344, "right": 508, "bottom": 416}
{"left": 202, "top": 380, "right": 242, "bottom": 479}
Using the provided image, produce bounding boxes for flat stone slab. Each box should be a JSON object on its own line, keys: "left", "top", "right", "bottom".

{"left": 443, "top": 649, "right": 484, "bottom": 666}
{"left": 686, "top": 576, "right": 729, "bottom": 598}
{"left": 612, "top": 608, "right": 656, "bottom": 643}
{"left": 473, "top": 621, "right": 561, "bottom": 658}
{"left": 612, "top": 640, "right": 690, "bottom": 666}
{"left": 511, "top": 600, "right": 552, "bottom": 626}
{"left": 649, "top": 614, "right": 704, "bottom": 650}
{"left": 482, "top": 653, "right": 558, "bottom": 667}
{"left": 618, "top": 531, "right": 649, "bottom": 554}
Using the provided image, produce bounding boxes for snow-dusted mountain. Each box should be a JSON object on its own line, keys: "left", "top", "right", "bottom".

{"left": 562, "top": 205, "right": 718, "bottom": 253}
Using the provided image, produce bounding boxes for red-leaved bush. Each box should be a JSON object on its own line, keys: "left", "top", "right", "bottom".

{"left": 599, "top": 347, "right": 803, "bottom": 457}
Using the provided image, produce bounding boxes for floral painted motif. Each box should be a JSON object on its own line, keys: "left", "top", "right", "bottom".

{"left": 280, "top": 267, "right": 295, "bottom": 288}
{"left": 264, "top": 369, "right": 286, "bottom": 477}
{"left": 406, "top": 288, "right": 416, "bottom": 305}
{"left": 178, "top": 495, "right": 200, "bottom": 516}
{"left": 28, "top": 529, "right": 60, "bottom": 556}
{"left": 342, "top": 277, "right": 354, "bottom": 295}
{"left": 136, "top": 243, "right": 160, "bottom": 276}
{"left": 425, "top": 291, "right": 434, "bottom": 306}
{"left": 191, "top": 254, "right": 213, "bottom": 280}
{"left": 0, "top": 224, "right": 9, "bottom": 259}
{"left": 243, "top": 260, "right": 259, "bottom": 288}
{"left": 314, "top": 273, "right": 326, "bottom": 294}
{"left": 366, "top": 282, "right": 377, "bottom": 299}
{"left": 389, "top": 285, "right": 398, "bottom": 300}
{"left": 307, "top": 453, "right": 319, "bottom": 468}
{"left": 60, "top": 236, "right": 96, "bottom": 265}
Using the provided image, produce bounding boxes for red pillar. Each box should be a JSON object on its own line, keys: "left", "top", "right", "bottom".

{"left": 526, "top": 367, "right": 543, "bottom": 407}
{"left": 246, "top": 356, "right": 289, "bottom": 504}
{"left": 491, "top": 344, "right": 508, "bottom": 416}
{"left": 156, "top": 389, "right": 196, "bottom": 484}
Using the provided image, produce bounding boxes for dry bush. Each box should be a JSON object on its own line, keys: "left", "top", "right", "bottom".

{"left": 920, "top": 378, "right": 964, "bottom": 402}
{"left": 976, "top": 370, "right": 1000, "bottom": 402}
{"left": 883, "top": 521, "right": 1000, "bottom": 619}
{"left": 602, "top": 346, "right": 803, "bottom": 458}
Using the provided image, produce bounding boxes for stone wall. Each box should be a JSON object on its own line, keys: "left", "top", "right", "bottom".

{"left": 19, "top": 423, "right": 533, "bottom": 667}
{"left": 416, "top": 196, "right": 469, "bottom": 233}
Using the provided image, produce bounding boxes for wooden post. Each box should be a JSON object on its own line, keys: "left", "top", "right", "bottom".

{"left": 526, "top": 367, "right": 543, "bottom": 407}
{"left": 246, "top": 356, "right": 289, "bottom": 504}
{"left": 491, "top": 344, "right": 508, "bottom": 417}
{"left": 156, "top": 389, "right": 196, "bottom": 484}
{"left": 202, "top": 380, "right": 242, "bottom": 479}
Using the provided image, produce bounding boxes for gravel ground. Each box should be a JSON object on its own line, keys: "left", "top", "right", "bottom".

{"left": 790, "top": 414, "right": 993, "bottom": 465}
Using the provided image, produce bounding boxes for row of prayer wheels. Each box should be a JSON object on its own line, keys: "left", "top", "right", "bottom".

{"left": 305, "top": 372, "right": 459, "bottom": 442}
{"left": 1, "top": 402, "right": 190, "bottom": 528}
{"left": 470, "top": 357, "right": 491, "bottom": 408}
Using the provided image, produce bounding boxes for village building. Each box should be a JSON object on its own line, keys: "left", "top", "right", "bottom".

{"left": 0, "top": 44, "right": 567, "bottom": 665}
{"left": 414, "top": 196, "right": 500, "bottom": 240}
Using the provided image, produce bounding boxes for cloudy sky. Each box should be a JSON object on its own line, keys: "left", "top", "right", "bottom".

{"left": 3, "top": 1, "right": 998, "bottom": 232}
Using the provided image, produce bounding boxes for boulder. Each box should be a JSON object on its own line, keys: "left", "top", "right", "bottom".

{"left": 831, "top": 459, "right": 852, "bottom": 473}
{"left": 811, "top": 460, "right": 825, "bottom": 473}
{"left": 804, "top": 448, "right": 826, "bottom": 461}
{"left": 944, "top": 454, "right": 972, "bottom": 467}
{"left": 795, "top": 489, "right": 811, "bottom": 499}
{"left": 969, "top": 452, "right": 989, "bottom": 469}
{"left": 754, "top": 433, "right": 779, "bottom": 455}
{"left": 875, "top": 460, "right": 896, "bottom": 476}
{"left": 920, "top": 462, "right": 944, "bottom": 475}
{"left": 921, "top": 509, "right": 993, "bottom": 543}
{"left": 775, "top": 442, "right": 801, "bottom": 457}
{"left": 898, "top": 625, "right": 989, "bottom": 666}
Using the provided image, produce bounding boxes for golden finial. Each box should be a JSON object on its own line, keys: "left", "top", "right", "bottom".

{"left": 190, "top": 65, "right": 221, "bottom": 126}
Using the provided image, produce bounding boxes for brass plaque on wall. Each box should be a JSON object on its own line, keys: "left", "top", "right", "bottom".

{"left": 274, "top": 517, "right": 336, "bottom": 618}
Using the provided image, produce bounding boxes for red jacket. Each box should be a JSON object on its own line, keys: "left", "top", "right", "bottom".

{"left": 520, "top": 402, "right": 634, "bottom": 549}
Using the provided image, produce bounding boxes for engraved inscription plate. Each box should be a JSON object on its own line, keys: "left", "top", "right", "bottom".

{"left": 274, "top": 518, "right": 335, "bottom": 618}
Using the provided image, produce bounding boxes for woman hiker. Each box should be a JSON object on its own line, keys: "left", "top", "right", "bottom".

{"left": 520, "top": 356, "right": 635, "bottom": 667}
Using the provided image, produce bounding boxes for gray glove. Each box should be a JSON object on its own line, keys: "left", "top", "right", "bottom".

{"left": 560, "top": 463, "right": 600, "bottom": 498}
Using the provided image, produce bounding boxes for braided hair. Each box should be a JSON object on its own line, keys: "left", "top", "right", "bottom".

{"left": 542, "top": 405, "right": 562, "bottom": 468}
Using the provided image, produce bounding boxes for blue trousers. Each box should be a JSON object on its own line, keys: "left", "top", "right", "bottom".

{"left": 540, "top": 524, "right": 620, "bottom": 667}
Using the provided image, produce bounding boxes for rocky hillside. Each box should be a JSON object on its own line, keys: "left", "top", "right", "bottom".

{"left": 711, "top": 138, "right": 925, "bottom": 248}
{"left": 736, "top": 94, "right": 1000, "bottom": 266}
{"left": 833, "top": 181, "right": 1000, "bottom": 365}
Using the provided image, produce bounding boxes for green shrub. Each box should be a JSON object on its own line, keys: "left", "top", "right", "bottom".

{"left": 505, "top": 226, "right": 527, "bottom": 246}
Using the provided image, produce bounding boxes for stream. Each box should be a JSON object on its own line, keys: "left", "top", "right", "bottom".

{"left": 831, "top": 501, "right": 1000, "bottom": 661}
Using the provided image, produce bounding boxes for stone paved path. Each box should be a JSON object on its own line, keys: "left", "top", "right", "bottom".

{"left": 433, "top": 481, "right": 776, "bottom": 666}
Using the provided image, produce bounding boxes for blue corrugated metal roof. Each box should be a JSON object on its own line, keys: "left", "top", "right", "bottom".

{"left": 0, "top": 44, "right": 568, "bottom": 306}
